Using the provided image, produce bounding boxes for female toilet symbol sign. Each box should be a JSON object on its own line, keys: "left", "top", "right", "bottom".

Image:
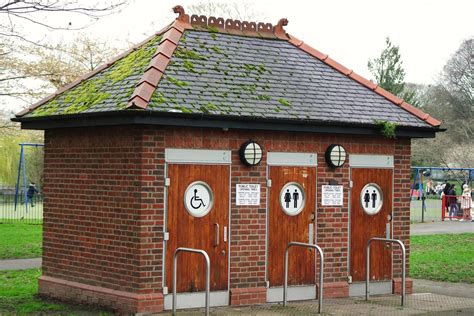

{"left": 360, "top": 183, "right": 383, "bottom": 215}
{"left": 280, "top": 182, "right": 305, "bottom": 216}
{"left": 184, "top": 181, "right": 213, "bottom": 217}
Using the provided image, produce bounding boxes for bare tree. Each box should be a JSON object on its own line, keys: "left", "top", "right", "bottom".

{"left": 1, "top": 35, "right": 121, "bottom": 110}
{"left": 0, "top": 1, "right": 126, "bottom": 40}
{"left": 411, "top": 38, "right": 473, "bottom": 167}
{"left": 0, "top": 1, "right": 127, "bottom": 109}
{"left": 18, "top": 36, "right": 119, "bottom": 88}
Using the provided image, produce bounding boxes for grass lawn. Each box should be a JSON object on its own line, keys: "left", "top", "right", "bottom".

{"left": 0, "top": 268, "right": 109, "bottom": 314}
{"left": 0, "top": 223, "right": 42, "bottom": 259}
{"left": 410, "top": 233, "right": 474, "bottom": 284}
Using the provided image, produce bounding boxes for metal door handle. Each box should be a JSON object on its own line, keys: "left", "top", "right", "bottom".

{"left": 214, "top": 223, "right": 220, "bottom": 246}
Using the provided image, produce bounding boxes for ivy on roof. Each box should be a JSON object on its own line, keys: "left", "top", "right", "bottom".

{"left": 28, "top": 34, "right": 163, "bottom": 117}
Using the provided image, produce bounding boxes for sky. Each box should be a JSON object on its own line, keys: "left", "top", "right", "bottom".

{"left": 3, "top": 0, "right": 474, "bottom": 113}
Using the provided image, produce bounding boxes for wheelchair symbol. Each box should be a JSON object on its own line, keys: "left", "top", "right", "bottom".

{"left": 190, "top": 189, "right": 206, "bottom": 209}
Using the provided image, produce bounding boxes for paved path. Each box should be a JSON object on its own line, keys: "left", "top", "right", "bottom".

{"left": 0, "top": 258, "right": 41, "bottom": 271}
{"left": 163, "top": 293, "right": 474, "bottom": 315}
{"left": 414, "top": 279, "right": 474, "bottom": 299}
{"left": 411, "top": 220, "right": 474, "bottom": 235}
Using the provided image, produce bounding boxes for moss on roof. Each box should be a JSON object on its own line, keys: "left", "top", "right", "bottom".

{"left": 22, "top": 28, "right": 433, "bottom": 129}
{"left": 27, "top": 34, "right": 163, "bottom": 117}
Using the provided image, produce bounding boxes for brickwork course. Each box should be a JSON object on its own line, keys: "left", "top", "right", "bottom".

{"left": 13, "top": 6, "right": 442, "bottom": 315}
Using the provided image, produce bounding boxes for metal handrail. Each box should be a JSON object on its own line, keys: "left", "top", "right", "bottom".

{"left": 283, "top": 242, "right": 324, "bottom": 314}
{"left": 172, "top": 247, "right": 210, "bottom": 316}
{"left": 366, "top": 237, "right": 406, "bottom": 306}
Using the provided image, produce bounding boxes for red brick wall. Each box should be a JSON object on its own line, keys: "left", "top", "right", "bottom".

{"left": 43, "top": 126, "right": 144, "bottom": 293}
{"left": 392, "top": 139, "right": 412, "bottom": 279}
{"left": 41, "top": 125, "right": 412, "bottom": 311}
{"left": 156, "top": 127, "right": 409, "bottom": 289}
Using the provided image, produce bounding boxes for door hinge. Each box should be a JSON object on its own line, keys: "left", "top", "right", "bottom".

{"left": 265, "top": 280, "right": 270, "bottom": 288}
{"left": 267, "top": 179, "right": 272, "bottom": 187}
{"left": 348, "top": 275, "right": 352, "bottom": 283}
{"left": 165, "top": 178, "right": 170, "bottom": 187}
{"left": 162, "top": 232, "right": 169, "bottom": 241}
{"left": 162, "top": 286, "right": 168, "bottom": 295}
{"left": 349, "top": 180, "right": 353, "bottom": 188}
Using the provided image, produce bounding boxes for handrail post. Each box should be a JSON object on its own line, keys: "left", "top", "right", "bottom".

{"left": 366, "top": 240, "right": 370, "bottom": 301}
{"left": 283, "top": 241, "right": 324, "bottom": 314}
{"left": 172, "top": 247, "right": 210, "bottom": 316}
{"left": 401, "top": 240, "right": 406, "bottom": 306}
{"left": 366, "top": 237, "right": 406, "bottom": 307}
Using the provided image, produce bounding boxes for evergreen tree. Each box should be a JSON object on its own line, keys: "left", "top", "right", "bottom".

{"left": 368, "top": 37, "right": 418, "bottom": 105}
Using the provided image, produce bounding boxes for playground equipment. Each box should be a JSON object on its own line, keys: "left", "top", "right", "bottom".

{"left": 411, "top": 166, "right": 473, "bottom": 222}
{"left": 14, "top": 143, "right": 44, "bottom": 213}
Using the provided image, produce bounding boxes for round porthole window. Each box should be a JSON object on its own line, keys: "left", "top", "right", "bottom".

{"left": 184, "top": 181, "right": 213, "bottom": 217}
{"left": 280, "top": 182, "right": 305, "bottom": 216}
{"left": 360, "top": 183, "right": 383, "bottom": 215}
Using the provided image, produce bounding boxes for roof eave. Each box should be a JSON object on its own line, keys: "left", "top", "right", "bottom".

{"left": 12, "top": 111, "right": 442, "bottom": 139}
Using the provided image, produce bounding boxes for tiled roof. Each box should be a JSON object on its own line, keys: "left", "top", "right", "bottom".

{"left": 17, "top": 5, "right": 441, "bottom": 129}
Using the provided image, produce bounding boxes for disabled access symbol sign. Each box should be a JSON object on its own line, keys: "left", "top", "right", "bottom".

{"left": 184, "top": 181, "right": 213, "bottom": 217}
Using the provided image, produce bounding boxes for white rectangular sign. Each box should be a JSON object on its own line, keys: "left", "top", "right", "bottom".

{"left": 321, "top": 185, "right": 344, "bottom": 206}
{"left": 236, "top": 184, "right": 261, "bottom": 206}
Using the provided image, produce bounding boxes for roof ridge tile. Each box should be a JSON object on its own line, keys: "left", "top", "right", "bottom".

{"left": 126, "top": 20, "right": 184, "bottom": 109}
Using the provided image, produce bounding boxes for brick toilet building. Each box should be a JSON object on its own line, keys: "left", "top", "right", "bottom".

{"left": 14, "top": 6, "right": 441, "bottom": 314}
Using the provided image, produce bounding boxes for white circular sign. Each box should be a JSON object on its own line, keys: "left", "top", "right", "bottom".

{"left": 280, "top": 182, "right": 305, "bottom": 216}
{"left": 360, "top": 183, "right": 383, "bottom": 215}
{"left": 184, "top": 181, "right": 213, "bottom": 217}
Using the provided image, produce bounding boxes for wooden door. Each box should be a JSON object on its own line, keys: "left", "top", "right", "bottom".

{"left": 268, "top": 166, "right": 317, "bottom": 287}
{"left": 166, "top": 164, "right": 229, "bottom": 292}
{"left": 350, "top": 168, "right": 393, "bottom": 282}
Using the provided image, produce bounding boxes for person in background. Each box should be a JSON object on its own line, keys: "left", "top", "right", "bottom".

{"left": 460, "top": 184, "right": 472, "bottom": 221}
{"left": 27, "top": 182, "right": 39, "bottom": 207}
{"left": 448, "top": 184, "right": 459, "bottom": 220}
{"left": 426, "top": 179, "right": 434, "bottom": 196}
{"left": 442, "top": 183, "right": 451, "bottom": 216}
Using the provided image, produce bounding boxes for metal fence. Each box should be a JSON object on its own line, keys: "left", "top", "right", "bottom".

{"left": 410, "top": 196, "right": 443, "bottom": 223}
{"left": 0, "top": 193, "right": 43, "bottom": 224}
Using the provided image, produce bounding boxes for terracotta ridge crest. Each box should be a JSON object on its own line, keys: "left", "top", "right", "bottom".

{"left": 172, "top": 5, "right": 289, "bottom": 39}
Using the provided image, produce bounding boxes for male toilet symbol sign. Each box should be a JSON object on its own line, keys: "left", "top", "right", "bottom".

{"left": 184, "top": 181, "right": 213, "bottom": 217}
{"left": 360, "top": 183, "right": 383, "bottom": 215}
{"left": 280, "top": 182, "right": 305, "bottom": 216}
